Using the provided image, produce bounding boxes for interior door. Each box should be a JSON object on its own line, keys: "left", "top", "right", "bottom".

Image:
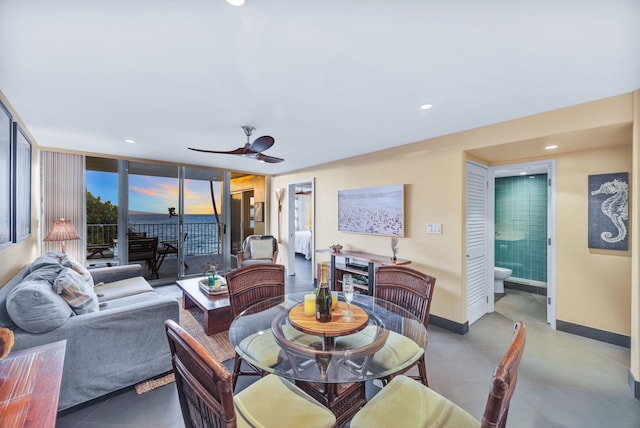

{"left": 466, "top": 161, "right": 490, "bottom": 324}
{"left": 230, "top": 190, "right": 254, "bottom": 256}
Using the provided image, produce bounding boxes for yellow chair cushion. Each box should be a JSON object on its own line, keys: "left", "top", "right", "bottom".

{"left": 235, "top": 374, "right": 336, "bottom": 428}
{"left": 338, "top": 326, "right": 423, "bottom": 370}
{"left": 373, "top": 330, "right": 423, "bottom": 369}
{"left": 237, "top": 330, "right": 282, "bottom": 367}
{"left": 351, "top": 375, "right": 480, "bottom": 428}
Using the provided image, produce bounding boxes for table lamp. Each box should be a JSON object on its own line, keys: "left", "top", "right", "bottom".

{"left": 43, "top": 218, "right": 80, "bottom": 253}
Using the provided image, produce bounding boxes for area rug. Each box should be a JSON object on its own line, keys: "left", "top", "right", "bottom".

{"left": 134, "top": 298, "right": 235, "bottom": 394}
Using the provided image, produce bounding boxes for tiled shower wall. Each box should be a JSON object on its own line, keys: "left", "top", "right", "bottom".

{"left": 494, "top": 174, "right": 548, "bottom": 282}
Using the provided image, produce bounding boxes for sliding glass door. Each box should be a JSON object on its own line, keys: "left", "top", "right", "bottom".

{"left": 126, "top": 162, "right": 180, "bottom": 281}
{"left": 86, "top": 157, "right": 262, "bottom": 283}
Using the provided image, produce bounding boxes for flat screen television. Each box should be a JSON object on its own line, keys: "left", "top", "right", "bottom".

{"left": 338, "top": 184, "right": 404, "bottom": 237}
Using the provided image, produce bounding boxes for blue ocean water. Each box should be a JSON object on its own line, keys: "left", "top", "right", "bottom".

{"left": 129, "top": 214, "right": 221, "bottom": 256}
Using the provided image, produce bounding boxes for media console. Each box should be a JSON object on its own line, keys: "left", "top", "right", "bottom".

{"left": 316, "top": 249, "right": 411, "bottom": 295}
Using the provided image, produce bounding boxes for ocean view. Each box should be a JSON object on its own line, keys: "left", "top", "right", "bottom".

{"left": 129, "top": 214, "right": 221, "bottom": 256}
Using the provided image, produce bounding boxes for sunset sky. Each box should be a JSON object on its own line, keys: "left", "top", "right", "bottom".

{"left": 87, "top": 171, "right": 220, "bottom": 215}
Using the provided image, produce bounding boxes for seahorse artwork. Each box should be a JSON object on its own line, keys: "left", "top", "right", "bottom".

{"left": 588, "top": 173, "right": 629, "bottom": 250}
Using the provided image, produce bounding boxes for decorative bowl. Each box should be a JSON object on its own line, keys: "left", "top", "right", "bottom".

{"left": 0, "top": 327, "right": 14, "bottom": 361}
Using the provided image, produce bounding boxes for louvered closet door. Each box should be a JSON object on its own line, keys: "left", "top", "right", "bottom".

{"left": 466, "top": 162, "right": 488, "bottom": 325}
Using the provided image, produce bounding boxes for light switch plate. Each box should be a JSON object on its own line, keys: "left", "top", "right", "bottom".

{"left": 427, "top": 223, "right": 442, "bottom": 234}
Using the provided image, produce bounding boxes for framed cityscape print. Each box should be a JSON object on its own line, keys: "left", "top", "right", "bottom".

{"left": 588, "top": 172, "right": 628, "bottom": 250}
{"left": 14, "top": 123, "right": 31, "bottom": 241}
{"left": 0, "top": 101, "right": 11, "bottom": 247}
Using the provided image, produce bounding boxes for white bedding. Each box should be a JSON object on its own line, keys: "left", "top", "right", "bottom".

{"left": 295, "top": 230, "right": 312, "bottom": 260}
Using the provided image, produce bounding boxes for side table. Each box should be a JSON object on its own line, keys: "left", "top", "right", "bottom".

{"left": 0, "top": 340, "right": 66, "bottom": 427}
{"left": 176, "top": 276, "right": 232, "bottom": 335}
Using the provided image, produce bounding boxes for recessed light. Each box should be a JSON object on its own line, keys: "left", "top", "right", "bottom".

{"left": 226, "top": 0, "right": 245, "bottom": 6}
{"left": 125, "top": 139, "right": 136, "bottom": 144}
{"left": 519, "top": 172, "right": 527, "bottom": 175}
{"left": 545, "top": 145, "right": 558, "bottom": 150}
{"left": 420, "top": 104, "right": 433, "bottom": 110}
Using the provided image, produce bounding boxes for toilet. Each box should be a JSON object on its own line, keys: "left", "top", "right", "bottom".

{"left": 494, "top": 267, "right": 512, "bottom": 293}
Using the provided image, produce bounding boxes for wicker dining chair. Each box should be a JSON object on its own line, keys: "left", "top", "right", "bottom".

{"left": 164, "top": 320, "right": 336, "bottom": 428}
{"left": 225, "top": 263, "right": 286, "bottom": 391}
{"left": 351, "top": 321, "right": 526, "bottom": 428}
{"left": 373, "top": 265, "right": 436, "bottom": 386}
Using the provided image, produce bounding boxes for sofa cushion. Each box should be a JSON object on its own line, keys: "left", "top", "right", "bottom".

{"left": 62, "top": 256, "right": 94, "bottom": 287}
{"left": 6, "top": 279, "right": 73, "bottom": 333}
{"left": 53, "top": 268, "right": 99, "bottom": 315}
{"left": 94, "top": 276, "right": 154, "bottom": 302}
{"left": 97, "top": 291, "right": 162, "bottom": 310}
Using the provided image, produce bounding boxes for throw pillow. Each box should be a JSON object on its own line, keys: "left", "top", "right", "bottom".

{"left": 6, "top": 279, "right": 73, "bottom": 333}
{"left": 250, "top": 239, "right": 274, "bottom": 260}
{"left": 53, "top": 268, "right": 99, "bottom": 315}
{"left": 27, "top": 252, "right": 64, "bottom": 275}
{"left": 62, "top": 255, "right": 95, "bottom": 287}
{"left": 23, "top": 265, "right": 63, "bottom": 285}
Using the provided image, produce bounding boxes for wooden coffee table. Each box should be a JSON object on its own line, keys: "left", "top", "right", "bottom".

{"left": 176, "top": 277, "right": 232, "bottom": 335}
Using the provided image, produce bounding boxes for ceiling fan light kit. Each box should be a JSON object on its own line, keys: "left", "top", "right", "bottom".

{"left": 188, "top": 126, "right": 284, "bottom": 163}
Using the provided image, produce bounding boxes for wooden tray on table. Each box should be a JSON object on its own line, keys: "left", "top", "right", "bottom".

{"left": 288, "top": 301, "right": 368, "bottom": 337}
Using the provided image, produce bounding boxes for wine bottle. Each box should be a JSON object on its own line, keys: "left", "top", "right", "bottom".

{"left": 316, "top": 262, "right": 332, "bottom": 323}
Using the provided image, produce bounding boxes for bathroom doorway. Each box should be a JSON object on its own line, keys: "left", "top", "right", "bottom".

{"left": 491, "top": 160, "right": 556, "bottom": 328}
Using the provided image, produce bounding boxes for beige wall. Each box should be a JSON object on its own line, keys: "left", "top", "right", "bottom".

{"left": 631, "top": 90, "right": 639, "bottom": 381}
{"left": 0, "top": 91, "right": 41, "bottom": 287}
{"left": 272, "top": 92, "right": 637, "bottom": 335}
{"left": 274, "top": 148, "right": 468, "bottom": 321}
{"left": 556, "top": 146, "right": 632, "bottom": 335}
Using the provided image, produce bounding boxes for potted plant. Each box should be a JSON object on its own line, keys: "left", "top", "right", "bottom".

{"left": 203, "top": 261, "right": 220, "bottom": 288}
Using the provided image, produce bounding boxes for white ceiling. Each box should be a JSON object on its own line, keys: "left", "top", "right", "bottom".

{"left": 1, "top": 0, "right": 639, "bottom": 175}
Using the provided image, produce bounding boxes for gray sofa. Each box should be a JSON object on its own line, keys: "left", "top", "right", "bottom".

{"left": 0, "top": 252, "right": 179, "bottom": 410}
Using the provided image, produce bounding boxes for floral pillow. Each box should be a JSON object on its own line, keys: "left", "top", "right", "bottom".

{"left": 53, "top": 268, "right": 99, "bottom": 315}
{"left": 62, "top": 255, "right": 94, "bottom": 287}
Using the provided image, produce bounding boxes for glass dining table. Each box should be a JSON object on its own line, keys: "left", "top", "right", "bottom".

{"left": 228, "top": 291, "right": 428, "bottom": 426}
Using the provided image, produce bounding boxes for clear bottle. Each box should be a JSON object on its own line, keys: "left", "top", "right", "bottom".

{"left": 316, "top": 262, "right": 332, "bottom": 323}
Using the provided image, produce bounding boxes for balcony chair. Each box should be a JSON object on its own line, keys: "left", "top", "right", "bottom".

{"left": 235, "top": 235, "right": 278, "bottom": 267}
{"left": 351, "top": 321, "right": 527, "bottom": 428}
{"left": 164, "top": 319, "right": 336, "bottom": 428}
{"left": 225, "top": 263, "right": 286, "bottom": 391}
{"left": 128, "top": 236, "right": 159, "bottom": 279}
{"left": 155, "top": 232, "right": 189, "bottom": 272}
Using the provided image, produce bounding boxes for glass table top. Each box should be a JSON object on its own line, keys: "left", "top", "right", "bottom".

{"left": 228, "top": 292, "right": 427, "bottom": 384}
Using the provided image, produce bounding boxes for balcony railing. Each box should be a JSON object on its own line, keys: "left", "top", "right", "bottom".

{"left": 87, "top": 222, "right": 222, "bottom": 256}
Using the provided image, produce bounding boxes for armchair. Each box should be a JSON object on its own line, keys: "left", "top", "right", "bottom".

{"left": 236, "top": 235, "right": 278, "bottom": 267}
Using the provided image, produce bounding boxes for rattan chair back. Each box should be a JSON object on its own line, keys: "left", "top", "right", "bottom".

{"left": 225, "top": 263, "right": 286, "bottom": 317}
{"left": 374, "top": 265, "right": 436, "bottom": 329}
{"left": 165, "top": 319, "right": 236, "bottom": 428}
{"left": 481, "top": 321, "right": 527, "bottom": 428}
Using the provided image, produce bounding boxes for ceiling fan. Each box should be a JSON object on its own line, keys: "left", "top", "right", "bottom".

{"left": 188, "top": 126, "right": 284, "bottom": 163}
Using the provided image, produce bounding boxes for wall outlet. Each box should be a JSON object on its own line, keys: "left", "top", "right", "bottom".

{"left": 427, "top": 223, "right": 442, "bottom": 234}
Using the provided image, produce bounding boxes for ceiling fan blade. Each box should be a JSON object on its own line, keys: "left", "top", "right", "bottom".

{"left": 188, "top": 146, "right": 247, "bottom": 155}
{"left": 256, "top": 153, "right": 284, "bottom": 163}
{"left": 249, "top": 135, "right": 275, "bottom": 153}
